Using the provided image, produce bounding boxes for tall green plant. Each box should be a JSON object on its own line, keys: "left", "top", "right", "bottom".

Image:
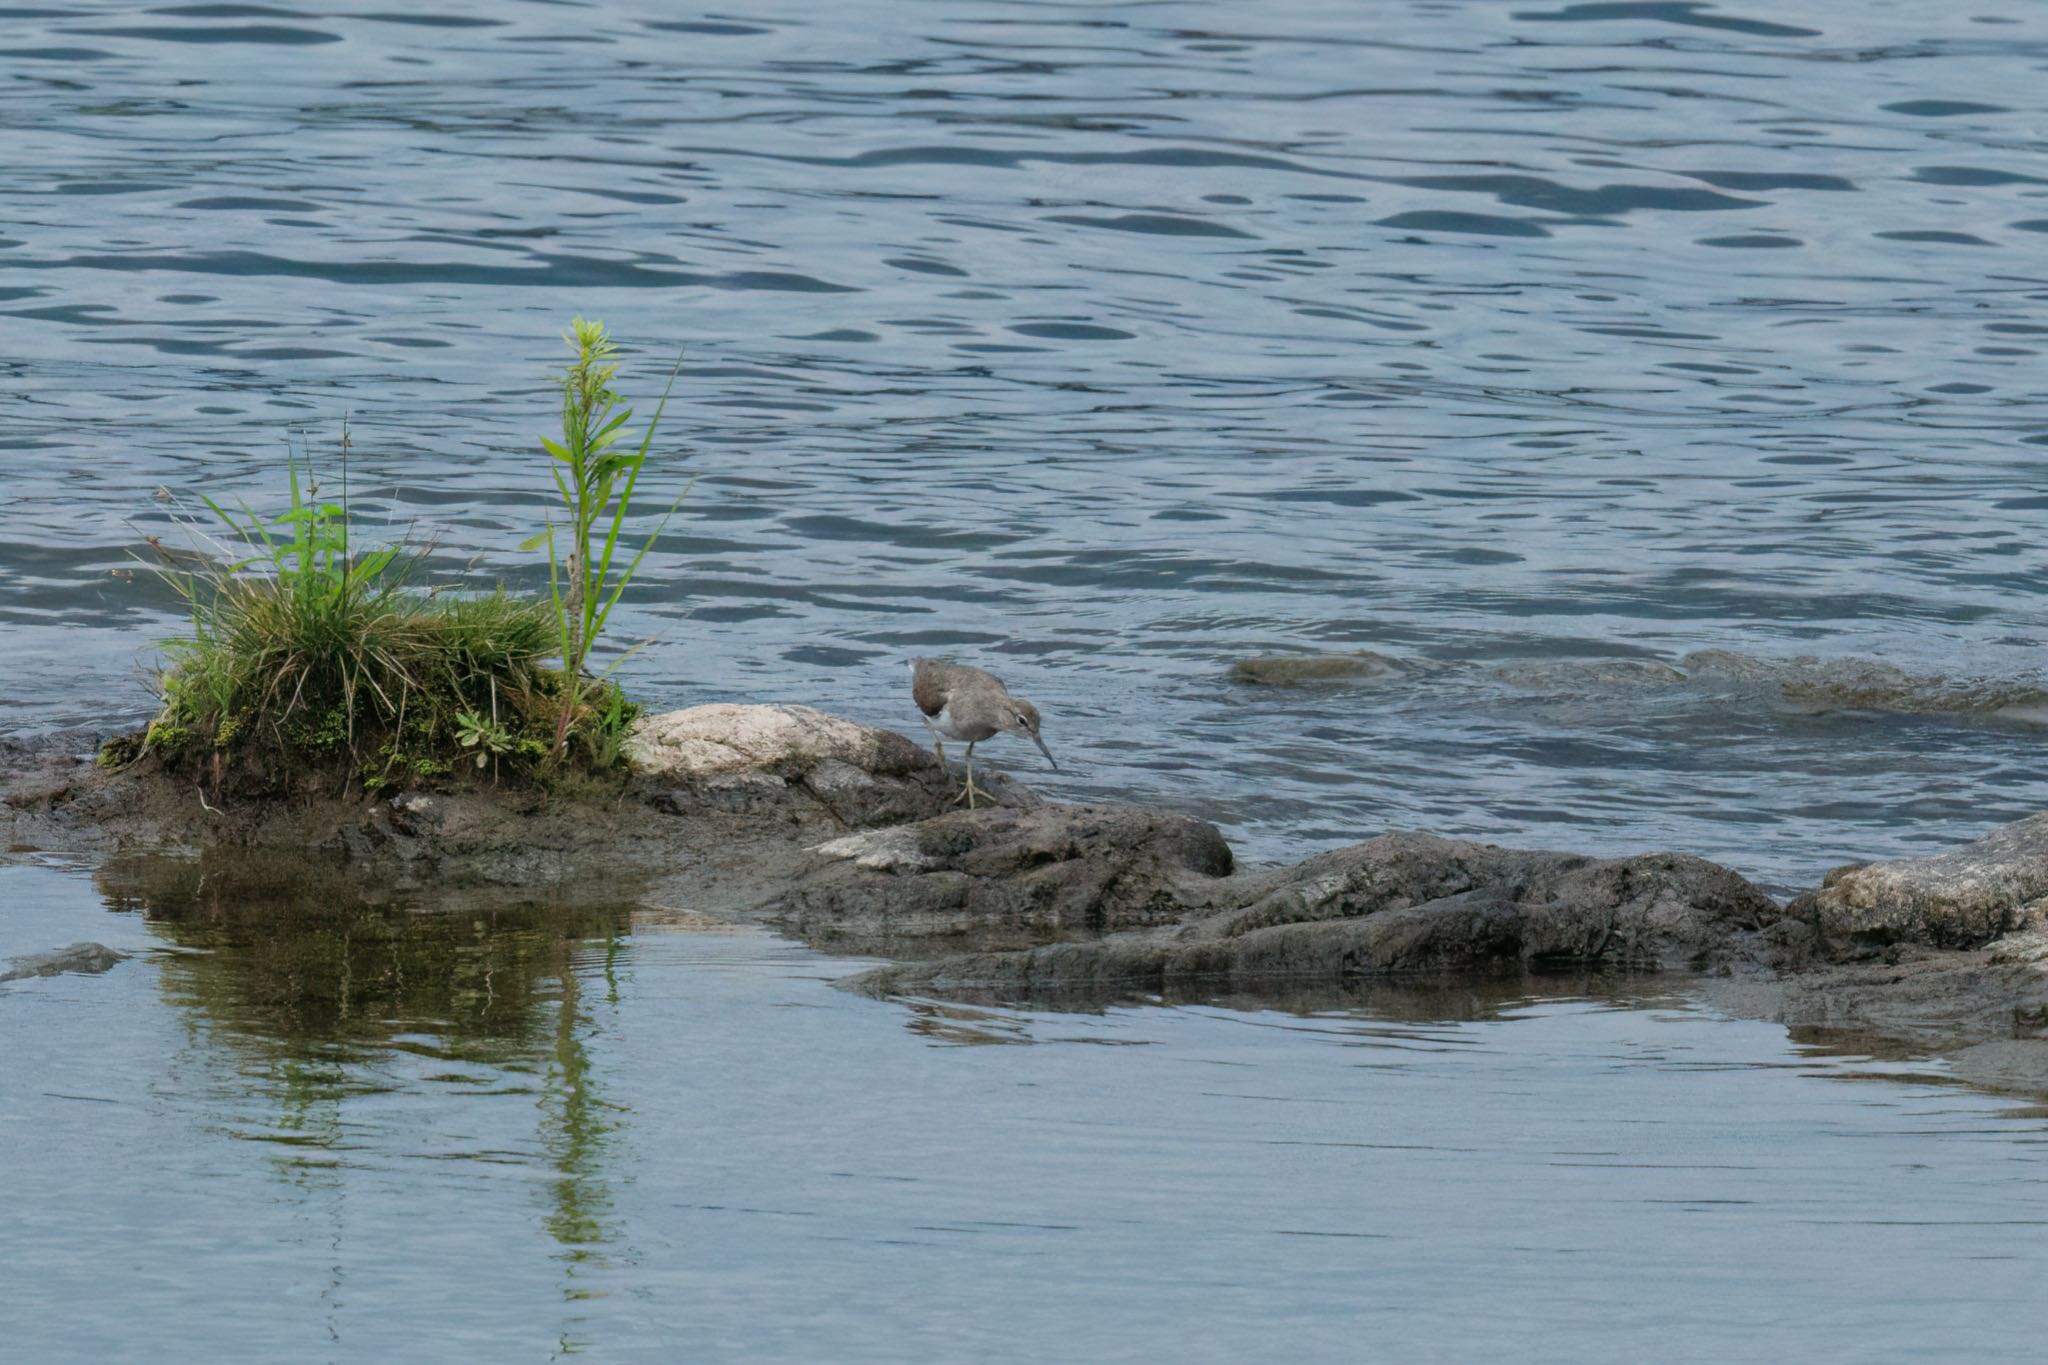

{"left": 526, "top": 318, "right": 683, "bottom": 756}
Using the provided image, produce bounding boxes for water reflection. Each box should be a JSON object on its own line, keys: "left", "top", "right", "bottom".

{"left": 889, "top": 968, "right": 1696, "bottom": 1039}
{"left": 97, "top": 856, "right": 633, "bottom": 1300}
{"left": 543, "top": 952, "right": 619, "bottom": 1290}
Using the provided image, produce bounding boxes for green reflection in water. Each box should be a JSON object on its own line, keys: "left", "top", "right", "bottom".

{"left": 98, "top": 855, "right": 636, "bottom": 1320}
{"left": 542, "top": 938, "right": 624, "bottom": 1284}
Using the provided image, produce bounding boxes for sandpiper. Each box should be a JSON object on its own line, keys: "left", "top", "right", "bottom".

{"left": 910, "top": 657, "right": 1057, "bottom": 809}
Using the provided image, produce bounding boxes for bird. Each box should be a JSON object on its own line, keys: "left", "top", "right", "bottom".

{"left": 909, "top": 657, "right": 1057, "bottom": 809}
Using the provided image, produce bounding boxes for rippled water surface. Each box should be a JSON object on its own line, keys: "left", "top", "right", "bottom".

{"left": 6, "top": 860, "right": 2048, "bottom": 1362}
{"left": 4, "top": 0, "right": 2048, "bottom": 881}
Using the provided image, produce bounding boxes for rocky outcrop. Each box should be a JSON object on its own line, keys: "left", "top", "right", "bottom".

{"left": 1788, "top": 814, "right": 2048, "bottom": 950}
{"left": 845, "top": 832, "right": 1785, "bottom": 1001}
{"left": 783, "top": 804, "right": 1233, "bottom": 952}
{"left": 21, "top": 707, "right": 2048, "bottom": 1076}
{"left": 1, "top": 706, "right": 993, "bottom": 894}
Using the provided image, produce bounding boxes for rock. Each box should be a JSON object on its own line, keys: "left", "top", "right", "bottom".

{"left": 782, "top": 803, "right": 1235, "bottom": 953}
{"left": 1227, "top": 652, "right": 1404, "bottom": 687}
{"left": 845, "top": 832, "right": 1782, "bottom": 1001}
{"left": 626, "top": 703, "right": 1012, "bottom": 828}
{"left": 1787, "top": 813, "right": 2048, "bottom": 949}
{"left": 627, "top": 703, "right": 927, "bottom": 779}
{"left": 0, "top": 941, "right": 128, "bottom": 984}
{"left": 1706, "top": 926, "right": 2048, "bottom": 1061}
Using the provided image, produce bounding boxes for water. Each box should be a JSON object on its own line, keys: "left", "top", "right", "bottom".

{"left": 7, "top": 3, "right": 2048, "bottom": 1354}
{"left": 3, "top": 0, "right": 2047, "bottom": 883}
{"left": 6, "top": 859, "right": 2048, "bottom": 1362}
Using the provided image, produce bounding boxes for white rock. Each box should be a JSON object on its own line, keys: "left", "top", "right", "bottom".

{"left": 625, "top": 704, "right": 923, "bottom": 780}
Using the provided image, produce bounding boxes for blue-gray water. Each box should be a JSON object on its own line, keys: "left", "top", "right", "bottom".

{"left": 7, "top": 859, "right": 2048, "bottom": 1362}
{"left": 5, "top": 1, "right": 2048, "bottom": 1357}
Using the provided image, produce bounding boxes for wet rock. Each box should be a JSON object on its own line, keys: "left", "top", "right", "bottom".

{"left": 1788, "top": 813, "right": 2048, "bottom": 950}
{"left": 1707, "top": 927, "right": 2048, "bottom": 1061}
{"left": 0, "top": 941, "right": 128, "bottom": 984}
{"left": 846, "top": 832, "right": 1782, "bottom": 1000}
{"left": 1227, "top": 652, "right": 1404, "bottom": 687}
{"left": 783, "top": 804, "right": 1235, "bottom": 952}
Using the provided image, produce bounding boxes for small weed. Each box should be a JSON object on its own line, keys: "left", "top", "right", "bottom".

{"left": 456, "top": 709, "right": 515, "bottom": 770}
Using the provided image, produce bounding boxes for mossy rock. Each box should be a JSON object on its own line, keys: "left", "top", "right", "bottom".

{"left": 97, "top": 733, "right": 146, "bottom": 769}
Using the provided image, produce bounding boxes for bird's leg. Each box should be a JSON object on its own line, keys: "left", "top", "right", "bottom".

{"left": 950, "top": 741, "right": 987, "bottom": 809}
{"left": 921, "top": 720, "right": 948, "bottom": 771}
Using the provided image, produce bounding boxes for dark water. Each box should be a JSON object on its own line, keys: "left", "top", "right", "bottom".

{"left": 7, "top": 860, "right": 2048, "bottom": 1362}
{"left": 3, "top": 0, "right": 2047, "bottom": 882}
{"left": 7, "top": 5, "right": 2048, "bottom": 1356}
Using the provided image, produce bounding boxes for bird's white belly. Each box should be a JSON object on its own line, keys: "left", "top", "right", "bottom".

{"left": 926, "top": 703, "right": 996, "bottom": 743}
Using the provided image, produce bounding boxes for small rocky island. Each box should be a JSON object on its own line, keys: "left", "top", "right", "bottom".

{"left": 9, "top": 701, "right": 2048, "bottom": 1088}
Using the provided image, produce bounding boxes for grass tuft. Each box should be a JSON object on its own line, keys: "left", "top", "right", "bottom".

{"left": 124, "top": 430, "right": 637, "bottom": 797}
{"left": 112, "top": 317, "right": 681, "bottom": 799}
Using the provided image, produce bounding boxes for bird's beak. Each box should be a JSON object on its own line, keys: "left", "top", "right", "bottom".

{"left": 1032, "top": 732, "right": 1059, "bottom": 771}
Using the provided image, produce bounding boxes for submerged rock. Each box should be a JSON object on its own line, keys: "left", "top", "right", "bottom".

{"left": 846, "top": 832, "right": 1783, "bottom": 1001}
{"left": 1490, "top": 658, "right": 1688, "bottom": 689}
{"left": 1789, "top": 813, "right": 2048, "bottom": 950}
{"left": 0, "top": 942, "right": 128, "bottom": 984}
{"left": 1227, "top": 652, "right": 1404, "bottom": 687}
{"left": 1679, "top": 649, "right": 2048, "bottom": 718}
{"left": 784, "top": 803, "right": 1234, "bottom": 952}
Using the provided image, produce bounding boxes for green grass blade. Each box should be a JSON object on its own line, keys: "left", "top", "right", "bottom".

{"left": 589, "top": 475, "right": 693, "bottom": 641}
{"left": 589, "top": 356, "right": 681, "bottom": 606}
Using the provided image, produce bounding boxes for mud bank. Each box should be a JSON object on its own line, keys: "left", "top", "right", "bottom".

{"left": 7, "top": 705, "right": 2048, "bottom": 1086}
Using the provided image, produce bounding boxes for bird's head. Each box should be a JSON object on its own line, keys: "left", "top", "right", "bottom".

{"left": 999, "top": 697, "right": 1058, "bottom": 771}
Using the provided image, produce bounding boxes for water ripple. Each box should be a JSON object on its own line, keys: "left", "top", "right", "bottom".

{"left": 3, "top": 0, "right": 2047, "bottom": 884}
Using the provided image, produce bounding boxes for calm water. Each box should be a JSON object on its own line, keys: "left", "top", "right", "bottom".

{"left": 6, "top": 3, "right": 2048, "bottom": 1355}
{"left": 6, "top": 859, "right": 2048, "bottom": 1362}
